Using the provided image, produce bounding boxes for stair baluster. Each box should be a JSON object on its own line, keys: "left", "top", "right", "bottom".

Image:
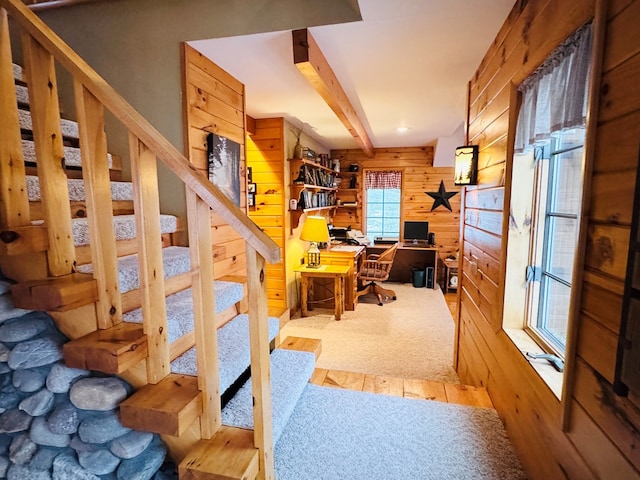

{"left": 74, "top": 82, "right": 122, "bottom": 329}
{"left": 186, "top": 190, "right": 221, "bottom": 438}
{"left": 0, "top": 9, "right": 30, "bottom": 228}
{"left": 130, "top": 135, "right": 170, "bottom": 384}
{"left": 21, "top": 32, "right": 75, "bottom": 277}
{"left": 246, "top": 246, "right": 275, "bottom": 480}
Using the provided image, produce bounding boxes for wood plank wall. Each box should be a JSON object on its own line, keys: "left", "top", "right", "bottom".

{"left": 246, "top": 118, "right": 287, "bottom": 309}
{"left": 183, "top": 44, "right": 247, "bottom": 279}
{"left": 459, "top": 0, "right": 640, "bottom": 478}
{"left": 330, "top": 147, "right": 460, "bottom": 259}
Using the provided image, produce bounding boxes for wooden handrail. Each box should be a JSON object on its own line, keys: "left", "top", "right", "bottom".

{"left": 1, "top": 0, "right": 280, "bottom": 264}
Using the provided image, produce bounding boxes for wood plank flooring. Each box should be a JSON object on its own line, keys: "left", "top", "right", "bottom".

{"left": 310, "top": 367, "right": 493, "bottom": 409}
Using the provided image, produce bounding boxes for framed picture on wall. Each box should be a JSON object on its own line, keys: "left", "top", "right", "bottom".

{"left": 247, "top": 166, "right": 253, "bottom": 183}
{"left": 207, "top": 132, "right": 241, "bottom": 206}
{"left": 248, "top": 193, "right": 256, "bottom": 207}
{"left": 248, "top": 182, "right": 257, "bottom": 194}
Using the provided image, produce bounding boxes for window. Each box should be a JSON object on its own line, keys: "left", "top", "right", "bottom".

{"left": 364, "top": 170, "right": 401, "bottom": 243}
{"left": 503, "top": 23, "right": 592, "bottom": 392}
{"left": 525, "top": 130, "right": 585, "bottom": 356}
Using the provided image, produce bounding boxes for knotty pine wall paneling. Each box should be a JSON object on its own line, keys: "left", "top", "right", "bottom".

{"left": 183, "top": 44, "right": 247, "bottom": 279}
{"left": 246, "top": 118, "right": 287, "bottom": 309}
{"left": 459, "top": 0, "right": 640, "bottom": 478}
{"left": 330, "top": 147, "right": 460, "bottom": 260}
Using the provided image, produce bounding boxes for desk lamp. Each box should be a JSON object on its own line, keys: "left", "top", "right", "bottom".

{"left": 300, "top": 215, "right": 330, "bottom": 268}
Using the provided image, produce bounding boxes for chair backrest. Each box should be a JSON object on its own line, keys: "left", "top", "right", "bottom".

{"left": 359, "top": 242, "right": 399, "bottom": 282}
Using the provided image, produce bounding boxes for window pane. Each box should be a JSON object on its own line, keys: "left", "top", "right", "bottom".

{"left": 544, "top": 216, "right": 578, "bottom": 283}
{"left": 537, "top": 276, "right": 571, "bottom": 349}
{"left": 367, "top": 203, "right": 383, "bottom": 218}
{"left": 550, "top": 148, "right": 583, "bottom": 215}
{"left": 385, "top": 189, "right": 401, "bottom": 202}
{"left": 367, "top": 189, "right": 383, "bottom": 202}
{"left": 383, "top": 202, "right": 400, "bottom": 218}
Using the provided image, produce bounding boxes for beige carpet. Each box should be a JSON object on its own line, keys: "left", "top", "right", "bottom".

{"left": 281, "top": 283, "right": 460, "bottom": 384}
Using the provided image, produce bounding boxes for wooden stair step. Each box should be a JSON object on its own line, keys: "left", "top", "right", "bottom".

{"left": 279, "top": 336, "right": 322, "bottom": 360}
{"left": 12, "top": 272, "right": 97, "bottom": 312}
{"left": 119, "top": 374, "right": 202, "bottom": 437}
{"left": 268, "top": 306, "right": 290, "bottom": 328}
{"left": 178, "top": 426, "right": 259, "bottom": 480}
{"left": 63, "top": 322, "right": 147, "bottom": 374}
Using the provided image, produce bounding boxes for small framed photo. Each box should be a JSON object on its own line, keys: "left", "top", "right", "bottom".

{"left": 248, "top": 193, "right": 256, "bottom": 207}
{"left": 247, "top": 166, "right": 253, "bottom": 183}
{"left": 248, "top": 183, "right": 257, "bottom": 194}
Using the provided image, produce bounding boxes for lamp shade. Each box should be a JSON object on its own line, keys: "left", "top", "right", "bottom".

{"left": 300, "top": 216, "right": 330, "bottom": 243}
{"left": 454, "top": 145, "right": 479, "bottom": 186}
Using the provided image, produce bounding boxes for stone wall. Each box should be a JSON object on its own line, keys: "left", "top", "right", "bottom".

{"left": 0, "top": 282, "right": 177, "bottom": 479}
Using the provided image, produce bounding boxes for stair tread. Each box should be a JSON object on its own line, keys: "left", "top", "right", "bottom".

{"left": 279, "top": 336, "right": 322, "bottom": 360}
{"left": 78, "top": 245, "right": 192, "bottom": 295}
{"left": 19, "top": 107, "right": 78, "bottom": 139}
{"left": 171, "top": 314, "right": 280, "bottom": 394}
{"left": 119, "top": 373, "right": 202, "bottom": 437}
{"left": 21, "top": 139, "right": 114, "bottom": 169}
{"left": 11, "top": 272, "right": 97, "bottom": 312}
{"left": 178, "top": 426, "right": 258, "bottom": 480}
{"left": 123, "top": 279, "right": 245, "bottom": 342}
{"left": 63, "top": 322, "right": 147, "bottom": 374}
{"left": 222, "top": 348, "right": 316, "bottom": 443}
{"left": 26, "top": 175, "right": 132, "bottom": 202}
{"left": 30, "top": 214, "right": 178, "bottom": 247}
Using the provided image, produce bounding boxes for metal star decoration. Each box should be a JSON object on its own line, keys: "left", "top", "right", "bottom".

{"left": 426, "top": 180, "right": 458, "bottom": 211}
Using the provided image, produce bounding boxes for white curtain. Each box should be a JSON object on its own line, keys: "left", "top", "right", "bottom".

{"left": 514, "top": 23, "right": 592, "bottom": 152}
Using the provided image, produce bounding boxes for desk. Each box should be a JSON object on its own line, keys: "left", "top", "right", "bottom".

{"left": 322, "top": 245, "right": 365, "bottom": 310}
{"left": 367, "top": 243, "right": 439, "bottom": 288}
{"left": 294, "top": 264, "right": 351, "bottom": 320}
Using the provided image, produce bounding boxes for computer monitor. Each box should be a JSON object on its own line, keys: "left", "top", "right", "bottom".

{"left": 403, "top": 221, "right": 429, "bottom": 243}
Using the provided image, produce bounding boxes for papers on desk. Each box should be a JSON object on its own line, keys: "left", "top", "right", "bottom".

{"left": 330, "top": 245, "right": 363, "bottom": 252}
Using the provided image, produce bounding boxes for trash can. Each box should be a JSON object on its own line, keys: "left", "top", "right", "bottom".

{"left": 412, "top": 268, "right": 425, "bottom": 288}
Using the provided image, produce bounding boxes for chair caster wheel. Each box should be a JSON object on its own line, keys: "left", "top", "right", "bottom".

{"left": 377, "top": 302, "right": 383, "bottom": 306}
{"left": 392, "top": 296, "right": 397, "bottom": 300}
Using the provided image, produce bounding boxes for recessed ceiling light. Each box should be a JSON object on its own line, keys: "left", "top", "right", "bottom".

{"left": 396, "top": 126, "right": 409, "bottom": 133}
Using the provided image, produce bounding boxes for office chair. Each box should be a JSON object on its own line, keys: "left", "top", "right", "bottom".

{"left": 356, "top": 242, "right": 399, "bottom": 306}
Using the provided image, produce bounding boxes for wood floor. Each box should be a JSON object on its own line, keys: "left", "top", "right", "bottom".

{"left": 310, "top": 368, "right": 493, "bottom": 409}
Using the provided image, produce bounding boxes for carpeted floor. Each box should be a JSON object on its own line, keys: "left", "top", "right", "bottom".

{"left": 275, "top": 384, "right": 526, "bottom": 480}
{"left": 280, "top": 283, "right": 460, "bottom": 384}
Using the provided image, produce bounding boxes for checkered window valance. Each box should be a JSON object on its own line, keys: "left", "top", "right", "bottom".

{"left": 365, "top": 170, "right": 402, "bottom": 189}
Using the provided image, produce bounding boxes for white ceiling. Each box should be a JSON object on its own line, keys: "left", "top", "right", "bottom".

{"left": 189, "top": 0, "right": 515, "bottom": 152}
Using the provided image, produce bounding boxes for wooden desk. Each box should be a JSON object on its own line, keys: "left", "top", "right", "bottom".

{"left": 294, "top": 264, "right": 351, "bottom": 320}
{"left": 322, "top": 245, "right": 365, "bottom": 310}
{"left": 367, "top": 243, "right": 439, "bottom": 288}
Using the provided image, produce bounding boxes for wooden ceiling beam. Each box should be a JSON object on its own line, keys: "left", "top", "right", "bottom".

{"left": 292, "top": 28, "right": 374, "bottom": 158}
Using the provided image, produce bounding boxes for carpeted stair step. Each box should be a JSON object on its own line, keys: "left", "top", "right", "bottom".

{"left": 70, "top": 214, "right": 179, "bottom": 247}
{"left": 62, "top": 279, "right": 244, "bottom": 375}
{"left": 78, "top": 245, "right": 192, "bottom": 296}
{"left": 179, "top": 426, "right": 259, "bottom": 480}
{"left": 21, "top": 138, "right": 115, "bottom": 170}
{"left": 222, "top": 348, "right": 316, "bottom": 443}
{"left": 26, "top": 174, "right": 133, "bottom": 202}
{"left": 19, "top": 107, "right": 79, "bottom": 139}
{"left": 171, "top": 313, "right": 280, "bottom": 395}
{"left": 118, "top": 313, "right": 279, "bottom": 437}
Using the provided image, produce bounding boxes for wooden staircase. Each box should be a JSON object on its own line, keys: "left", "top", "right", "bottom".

{"left": 0, "top": 1, "right": 287, "bottom": 478}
